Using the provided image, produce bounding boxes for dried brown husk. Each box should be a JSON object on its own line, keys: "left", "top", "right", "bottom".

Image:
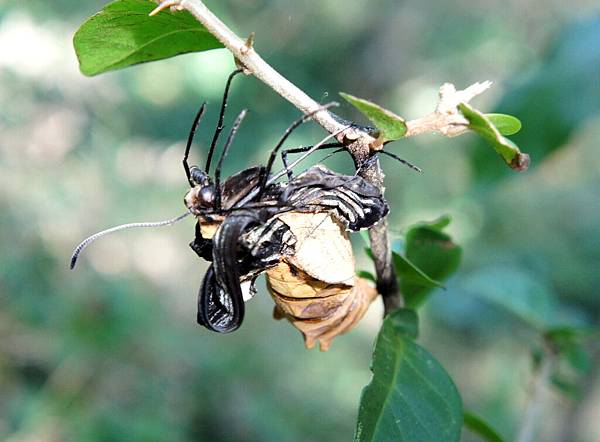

{"left": 267, "top": 211, "right": 378, "bottom": 351}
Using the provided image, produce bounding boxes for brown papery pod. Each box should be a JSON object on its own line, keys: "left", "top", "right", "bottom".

{"left": 266, "top": 212, "right": 378, "bottom": 351}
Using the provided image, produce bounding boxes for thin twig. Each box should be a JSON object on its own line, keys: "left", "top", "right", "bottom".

{"left": 516, "top": 347, "right": 555, "bottom": 442}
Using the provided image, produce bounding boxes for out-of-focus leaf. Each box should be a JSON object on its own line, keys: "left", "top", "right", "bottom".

{"left": 460, "top": 103, "right": 529, "bottom": 171}
{"left": 471, "top": 16, "right": 600, "bottom": 182}
{"left": 73, "top": 0, "right": 223, "bottom": 76}
{"left": 355, "top": 309, "right": 462, "bottom": 442}
{"left": 340, "top": 92, "right": 407, "bottom": 141}
{"left": 392, "top": 252, "right": 443, "bottom": 290}
{"left": 401, "top": 216, "right": 462, "bottom": 308}
{"left": 463, "top": 411, "right": 505, "bottom": 442}
{"left": 485, "top": 114, "right": 522, "bottom": 136}
{"left": 551, "top": 375, "right": 581, "bottom": 399}
{"left": 461, "top": 266, "right": 558, "bottom": 330}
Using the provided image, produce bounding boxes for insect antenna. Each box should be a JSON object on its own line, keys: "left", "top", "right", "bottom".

{"left": 205, "top": 68, "right": 244, "bottom": 174}
{"left": 257, "top": 102, "right": 340, "bottom": 197}
{"left": 69, "top": 211, "right": 191, "bottom": 270}
{"left": 379, "top": 150, "right": 422, "bottom": 172}
{"left": 183, "top": 103, "right": 207, "bottom": 186}
{"left": 213, "top": 109, "right": 249, "bottom": 211}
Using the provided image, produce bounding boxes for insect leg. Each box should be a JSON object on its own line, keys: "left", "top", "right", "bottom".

{"left": 257, "top": 102, "right": 339, "bottom": 197}
{"left": 189, "top": 222, "right": 213, "bottom": 261}
{"left": 281, "top": 142, "right": 344, "bottom": 179}
{"left": 183, "top": 103, "right": 207, "bottom": 186}
{"left": 205, "top": 68, "right": 244, "bottom": 174}
{"left": 213, "top": 109, "right": 249, "bottom": 212}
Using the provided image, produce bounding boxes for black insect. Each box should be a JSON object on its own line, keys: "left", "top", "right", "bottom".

{"left": 181, "top": 70, "right": 404, "bottom": 335}
{"left": 70, "top": 69, "right": 418, "bottom": 341}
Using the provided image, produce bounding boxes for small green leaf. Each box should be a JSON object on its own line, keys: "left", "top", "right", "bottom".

{"left": 459, "top": 103, "right": 529, "bottom": 171}
{"left": 357, "top": 270, "right": 376, "bottom": 283}
{"left": 401, "top": 217, "right": 462, "bottom": 308}
{"left": 392, "top": 252, "right": 443, "bottom": 290}
{"left": 73, "top": 0, "right": 223, "bottom": 76}
{"left": 463, "top": 411, "right": 505, "bottom": 442}
{"left": 485, "top": 113, "right": 522, "bottom": 136}
{"left": 340, "top": 92, "right": 407, "bottom": 141}
{"left": 356, "top": 309, "right": 463, "bottom": 442}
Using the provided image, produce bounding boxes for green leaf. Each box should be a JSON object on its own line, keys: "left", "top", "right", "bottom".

{"left": 463, "top": 411, "right": 505, "bottom": 442}
{"left": 387, "top": 308, "right": 419, "bottom": 339}
{"left": 459, "top": 103, "right": 529, "bottom": 171}
{"left": 73, "top": 0, "right": 223, "bottom": 76}
{"left": 461, "top": 266, "right": 558, "bottom": 330}
{"left": 485, "top": 114, "right": 522, "bottom": 136}
{"left": 400, "top": 217, "right": 462, "bottom": 308}
{"left": 392, "top": 252, "right": 443, "bottom": 290}
{"left": 357, "top": 270, "right": 376, "bottom": 283}
{"left": 340, "top": 92, "right": 407, "bottom": 141}
{"left": 356, "top": 309, "right": 462, "bottom": 442}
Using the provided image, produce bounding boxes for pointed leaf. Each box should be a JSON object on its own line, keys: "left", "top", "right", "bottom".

{"left": 459, "top": 103, "right": 529, "bottom": 171}
{"left": 340, "top": 92, "right": 407, "bottom": 141}
{"left": 356, "top": 309, "right": 463, "bottom": 442}
{"left": 401, "top": 217, "right": 462, "bottom": 308}
{"left": 74, "top": 0, "right": 223, "bottom": 76}
{"left": 392, "top": 252, "right": 443, "bottom": 290}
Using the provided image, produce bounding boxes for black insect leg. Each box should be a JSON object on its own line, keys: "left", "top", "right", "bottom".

{"left": 205, "top": 68, "right": 243, "bottom": 174}
{"left": 189, "top": 222, "right": 213, "bottom": 261}
{"left": 183, "top": 103, "right": 207, "bottom": 186}
{"left": 257, "top": 102, "right": 338, "bottom": 197}
{"left": 213, "top": 109, "right": 249, "bottom": 212}
{"left": 281, "top": 142, "right": 345, "bottom": 179}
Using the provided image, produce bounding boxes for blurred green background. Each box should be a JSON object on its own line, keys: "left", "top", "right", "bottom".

{"left": 1, "top": 1, "right": 599, "bottom": 441}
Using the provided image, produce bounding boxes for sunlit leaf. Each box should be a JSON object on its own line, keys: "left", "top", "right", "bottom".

{"left": 463, "top": 411, "right": 505, "bottom": 442}
{"left": 460, "top": 103, "right": 529, "bottom": 171}
{"left": 340, "top": 92, "right": 407, "bottom": 141}
{"left": 356, "top": 309, "right": 462, "bottom": 442}
{"left": 485, "top": 113, "right": 522, "bottom": 136}
{"left": 74, "top": 0, "right": 223, "bottom": 76}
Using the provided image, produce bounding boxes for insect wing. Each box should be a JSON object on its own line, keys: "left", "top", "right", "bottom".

{"left": 197, "top": 265, "right": 243, "bottom": 333}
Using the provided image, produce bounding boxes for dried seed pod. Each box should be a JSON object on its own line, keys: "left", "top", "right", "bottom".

{"left": 265, "top": 211, "right": 378, "bottom": 351}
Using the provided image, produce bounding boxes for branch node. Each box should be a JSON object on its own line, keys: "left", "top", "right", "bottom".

{"left": 149, "top": 0, "right": 180, "bottom": 16}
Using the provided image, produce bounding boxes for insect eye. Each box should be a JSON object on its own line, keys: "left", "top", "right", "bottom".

{"left": 198, "top": 186, "right": 215, "bottom": 206}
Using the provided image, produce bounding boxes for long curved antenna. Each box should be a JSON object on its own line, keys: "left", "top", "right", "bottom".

{"left": 379, "top": 150, "right": 422, "bottom": 172}
{"left": 205, "top": 68, "right": 244, "bottom": 174}
{"left": 183, "top": 103, "right": 207, "bottom": 186}
{"left": 257, "top": 102, "right": 339, "bottom": 197}
{"left": 213, "top": 109, "right": 249, "bottom": 211}
{"left": 70, "top": 211, "right": 191, "bottom": 270}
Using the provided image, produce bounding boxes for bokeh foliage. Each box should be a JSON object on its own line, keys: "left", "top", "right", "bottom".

{"left": 1, "top": 1, "right": 599, "bottom": 441}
